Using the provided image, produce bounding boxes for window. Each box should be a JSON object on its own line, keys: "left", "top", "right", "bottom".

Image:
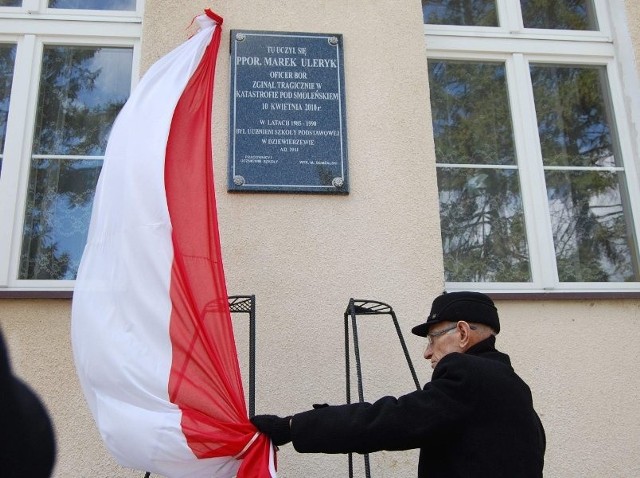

{"left": 423, "top": 0, "right": 640, "bottom": 292}
{"left": 0, "top": 0, "right": 141, "bottom": 290}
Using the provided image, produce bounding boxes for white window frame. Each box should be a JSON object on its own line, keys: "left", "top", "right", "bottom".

{"left": 0, "top": 1, "right": 142, "bottom": 292}
{"left": 425, "top": 0, "right": 640, "bottom": 293}
{"left": 1, "top": 0, "right": 143, "bottom": 19}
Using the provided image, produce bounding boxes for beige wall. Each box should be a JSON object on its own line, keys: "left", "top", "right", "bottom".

{"left": 4, "top": 298, "right": 640, "bottom": 477}
{"left": 627, "top": 1, "right": 640, "bottom": 78}
{"left": 1, "top": 1, "right": 640, "bottom": 477}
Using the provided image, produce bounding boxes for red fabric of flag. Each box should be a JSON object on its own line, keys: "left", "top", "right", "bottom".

{"left": 165, "top": 9, "right": 274, "bottom": 477}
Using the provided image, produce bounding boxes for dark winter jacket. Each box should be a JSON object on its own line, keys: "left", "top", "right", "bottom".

{"left": 290, "top": 336, "right": 545, "bottom": 477}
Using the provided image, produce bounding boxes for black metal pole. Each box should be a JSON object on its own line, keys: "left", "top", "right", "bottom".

{"left": 348, "top": 299, "right": 372, "bottom": 478}
{"left": 344, "top": 305, "right": 353, "bottom": 478}
{"left": 390, "top": 310, "right": 421, "bottom": 391}
{"left": 248, "top": 294, "right": 256, "bottom": 418}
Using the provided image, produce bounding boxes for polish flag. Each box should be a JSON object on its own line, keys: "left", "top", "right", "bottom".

{"left": 71, "top": 10, "right": 275, "bottom": 478}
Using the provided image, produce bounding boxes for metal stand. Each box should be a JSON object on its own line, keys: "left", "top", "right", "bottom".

{"left": 144, "top": 294, "right": 256, "bottom": 478}
{"left": 228, "top": 294, "right": 257, "bottom": 418}
{"left": 344, "top": 299, "right": 421, "bottom": 478}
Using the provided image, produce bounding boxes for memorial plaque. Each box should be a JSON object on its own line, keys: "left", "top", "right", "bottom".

{"left": 228, "top": 30, "right": 349, "bottom": 193}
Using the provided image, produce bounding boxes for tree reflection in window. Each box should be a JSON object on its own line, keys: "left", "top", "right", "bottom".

{"left": 20, "top": 159, "right": 102, "bottom": 280}
{"left": 520, "top": 0, "right": 597, "bottom": 30}
{"left": 531, "top": 64, "right": 639, "bottom": 281}
{"left": 19, "top": 46, "right": 132, "bottom": 280}
{"left": 0, "top": 0, "right": 22, "bottom": 7}
{"left": 1, "top": 44, "right": 16, "bottom": 176}
{"left": 422, "top": 0, "right": 497, "bottom": 26}
{"left": 48, "top": 0, "right": 135, "bottom": 11}
{"left": 429, "top": 60, "right": 531, "bottom": 282}
{"left": 438, "top": 168, "right": 530, "bottom": 282}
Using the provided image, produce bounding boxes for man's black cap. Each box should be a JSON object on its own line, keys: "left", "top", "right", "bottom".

{"left": 412, "top": 291, "right": 500, "bottom": 337}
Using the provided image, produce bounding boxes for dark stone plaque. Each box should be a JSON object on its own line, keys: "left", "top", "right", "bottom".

{"left": 228, "top": 30, "right": 349, "bottom": 193}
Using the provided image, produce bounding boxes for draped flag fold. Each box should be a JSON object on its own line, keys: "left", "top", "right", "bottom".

{"left": 71, "top": 10, "right": 276, "bottom": 478}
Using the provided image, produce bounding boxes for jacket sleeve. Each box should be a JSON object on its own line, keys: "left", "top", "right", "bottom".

{"left": 290, "top": 353, "right": 477, "bottom": 454}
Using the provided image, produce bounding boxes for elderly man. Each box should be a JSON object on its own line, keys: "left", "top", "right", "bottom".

{"left": 251, "top": 291, "right": 546, "bottom": 477}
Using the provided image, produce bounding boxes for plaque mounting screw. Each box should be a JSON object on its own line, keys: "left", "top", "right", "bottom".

{"left": 233, "top": 175, "right": 245, "bottom": 186}
{"left": 328, "top": 36, "right": 338, "bottom": 46}
{"left": 236, "top": 33, "right": 246, "bottom": 42}
{"left": 332, "top": 177, "right": 344, "bottom": 187}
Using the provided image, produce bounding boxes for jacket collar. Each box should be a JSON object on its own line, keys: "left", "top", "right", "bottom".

{"left": 466, "top": 335, "right": 497, "bottom": 355}
{"left": 465, "top": 335, "right": 512, "bottom": 367}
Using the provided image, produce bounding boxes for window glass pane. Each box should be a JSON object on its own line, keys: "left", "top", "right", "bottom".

{"left": 429, "top": 61, "right": 516, "bottom": 166}
{"left": 33, "top": 46, "right": 132, "bottom": 156}
{"left": 521, "top": 0, "right": 597, "bottom": 30}
{"left": 422, "top": 0, "right": 498, "bottom": 26}
{"left": 0, "top": 0, "right": 22, "bottom": 6}
{"left": 531, "top": 64, "right": 639, "bottom": 282}
{"left": 48, "top": 0, "right": 135, "bottom": 11}
{"left": 19, "top": 45, "right": 132, "bottom": 280}
{"left": 429, "top": 60, "right": 531, "bottom": 282}
{"left": 438, "top": 168, "right": 531, "bottom": 282}
{"left": 546, "top": 170, "right": 639, "bottom": 281}
{"left": 531, "top": 65, "right": 616, "bottom": 167}
{"left": 1, "top": 44, "right": 16, "bottom": 175}
{"left": 19, "top": 159, "right": 101, "bottom": 280}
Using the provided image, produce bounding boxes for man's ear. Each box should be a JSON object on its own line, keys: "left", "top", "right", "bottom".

{"left": 457, "top": 321, "right": 472, "bottom": 350}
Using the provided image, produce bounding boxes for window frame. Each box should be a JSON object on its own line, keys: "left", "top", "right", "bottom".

{"left": 425, "top": 0, "right": 640, "bottom": 293}
{"left": 0, "top": 3, "right": 141, "bottom": 292}
{"left": 0, "top": 0, "right": 143, "bottom": 18}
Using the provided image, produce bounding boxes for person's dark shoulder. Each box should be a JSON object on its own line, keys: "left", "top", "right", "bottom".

{"left": 440, "top": 348, "right": 535, "bottom": 407}
{"left": 434, "top": 350, "right": 483, "bottom": 372}
{"left": 431, "top": 352, "right": 477, "bottom": 383}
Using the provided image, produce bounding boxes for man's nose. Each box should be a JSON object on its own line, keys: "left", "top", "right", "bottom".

{"left": 423, "top": 342, "right": 432, "bottom": 360}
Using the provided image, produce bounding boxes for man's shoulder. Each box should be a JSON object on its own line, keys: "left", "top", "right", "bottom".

{"left": 432, "top": 350, "right": 533, "bottom": 407}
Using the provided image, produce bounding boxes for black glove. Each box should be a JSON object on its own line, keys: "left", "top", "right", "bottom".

{"left": 312, "top": 403, "right": 329, "bottom": 409}
{"left": 250, "top": 414, "right": 292, "bottom": 446}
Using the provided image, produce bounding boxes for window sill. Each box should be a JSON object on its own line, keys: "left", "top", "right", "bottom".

{"left": 485, "top": 291, "right": 640, "bottom": 300}
{"left": 0, "top": 290, "right": 72, "bottom": 299}
{"left": 2, "top": 290, "right": 640, "bottom": 301}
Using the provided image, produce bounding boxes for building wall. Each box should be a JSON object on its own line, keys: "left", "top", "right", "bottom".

{"left": 628, "top": 1, "right": 640, "bottom": 77}
{"left": 623, "top": 0, "right": 640, "bottom": 190}
{"left": 1, "top": 1, "right": 639, "bottom": 477}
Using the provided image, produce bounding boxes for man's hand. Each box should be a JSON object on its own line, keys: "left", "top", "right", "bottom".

{"left": 250, "top": 414, "right": 292, "bottom": 446}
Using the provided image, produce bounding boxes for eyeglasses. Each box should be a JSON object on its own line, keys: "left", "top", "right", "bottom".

{"left": 426, "top": 325, "right": 458, "bottom": 345}
{"left": 426, "top": 323, "right": 477, "bottom": 345}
